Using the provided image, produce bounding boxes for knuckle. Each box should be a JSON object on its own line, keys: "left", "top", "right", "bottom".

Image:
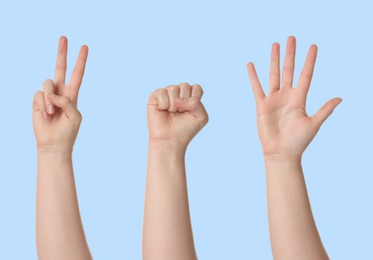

{"left": 158, "top": 88, "right": 168, "bottom": 96}
{"left": 179, "top": 82, "right": 190, "bottom": 88}
{"left": 76, "top": 111, "right": 83, "bottom": 122}
{"left": 167, "top": 85, "right": 179, "bottom": 92}
{"left": 270, "top": 72, "right": 280, "bottom": 77}
{"left": 33, "top": 91, "right": 44, "bottom": 104}
{"left": 202, "top": 113, "right": 209, "bottom": 124}
{"left": 154, "top": 88, "right": 168, "bottom": 100}
{"left": 34, "top": 90, "right": 43, "bottom": 99}
{"left": 61, "top": 96, "right": 71, "bottom": 106}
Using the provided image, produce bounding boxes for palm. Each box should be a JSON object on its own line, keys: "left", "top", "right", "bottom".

{"left": 257, "top": 89, "right": 315, "bottom": 156}
{"left": 248, "top": 36, "right": 341, "bottom": 158}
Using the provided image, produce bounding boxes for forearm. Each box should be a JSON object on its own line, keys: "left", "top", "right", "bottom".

{"left": 36, "top": 149, "right": 92, "bottom": 260}
{"left": 264, "top": 156, "right": 328, "bottom": 260}
{"left": 143, "top": 142, "right": 197, "bottom": 260}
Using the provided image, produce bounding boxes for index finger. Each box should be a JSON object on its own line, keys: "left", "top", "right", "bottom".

{"left": 54, "top": 36, "right": 68, "bottom": 86}
{"left": 247, "top": 62, "right": 265, "bottom": 101}
{"left": 298, "top": 44, "right": 318, "bottom": 94}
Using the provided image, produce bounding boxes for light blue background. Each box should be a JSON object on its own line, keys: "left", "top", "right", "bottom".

{"left": 0, "top": 0, "right": 372, "bottom": 259}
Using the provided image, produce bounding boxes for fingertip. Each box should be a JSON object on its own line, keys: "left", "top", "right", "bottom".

{"left": 247, "top": 62, "right": 255, "bottom": 72}
{"left": 81, "top": 44, "right": 89, "bottom": 53}
{"left": 59, "top": 36, "right": 68, "bottom": 49}
{"left": 334, "top": 97, "right": 343, "bottom": 107}
{"left": 288, "top": 35, "right": 296, "bottom": 41}
{"left": 43, "top": 79, "right": 54, "bottom": 87}
{"left": 272, "top": 42, "right": 280, "bottom": 49}
{"left": 310, "top": 44, "right": 318, "bottom": 52}
{"left": 47, "top": 104, "right": 55, "bottom": 115}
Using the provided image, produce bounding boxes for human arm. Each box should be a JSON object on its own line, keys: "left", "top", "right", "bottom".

{"left": 247, "top": 36, "right": 341, "bottom": 260}
{"left": 143, "top": 83, "right": 208, "bottom": 260}
{"left": 33, "top": 36, "right": 92, "bottom": 260}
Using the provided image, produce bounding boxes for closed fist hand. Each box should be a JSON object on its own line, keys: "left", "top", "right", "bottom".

{"left": 147, "top": 83, "right": 208, "bottom": 150}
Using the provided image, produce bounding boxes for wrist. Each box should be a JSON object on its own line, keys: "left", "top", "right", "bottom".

{"left": 263, "top": 153, "right": 302, "bottom": 164}
{"left": 37, "top": 145, "right": 73, "bottom": 158}
{"left": 148, "top": 140, "right": 187, "bottom": 157}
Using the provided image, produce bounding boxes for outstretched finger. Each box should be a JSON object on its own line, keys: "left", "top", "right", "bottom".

{"left": 311, "top": 97, "right": 342, "bottom": 130}
{"left": 42, "top": 79, "right": 56, "bottom": 115}
{"left": 48, "top": 93, "right": 82, "bottom": 124}
{"left": 54, "top": 36, "right": 68, "bottom": 86}
{"left": 69, "top": 45, "right": 89, "bottom": 103}
{"left": 298, "top": 44, "right": 318, "bottom": 94}
{"left": 269, "top": 43, "right": 280, "bottom": 92}
{"left": 247, "top": 62, "right": 265, "bottom": 101}
{"left": 282, "top": 36, "right": 296, "bottom": 88}
{"left": 33, "top": 91, "right": 48, "bottom": 120}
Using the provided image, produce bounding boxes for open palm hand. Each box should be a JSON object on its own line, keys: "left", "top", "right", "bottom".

{"left": 247, "top": 36, "right": 341, "bottom": 159}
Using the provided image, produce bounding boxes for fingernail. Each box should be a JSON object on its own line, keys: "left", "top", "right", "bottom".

{"left": 47, "top": 104, "right": 54, "bottom": 114}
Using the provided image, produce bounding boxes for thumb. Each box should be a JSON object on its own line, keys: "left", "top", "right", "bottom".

{"left": 175, "top": 97, "right": 209, "bottom": 124}
{"left": 48, "top": 93, "right": 82, "bottom": 124}
{"left": 311, "top": 97, "right": 342, "bottom": 130}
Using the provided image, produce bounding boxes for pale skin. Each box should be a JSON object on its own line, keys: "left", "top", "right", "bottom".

{"left": 247, "top": 36, "right": 341, "bottom": 260}
{"left": 143, "top": 83, "right": 208, "bottom": 260}
{"left": 33, "top": 36, "right": 92, "bottom": 260}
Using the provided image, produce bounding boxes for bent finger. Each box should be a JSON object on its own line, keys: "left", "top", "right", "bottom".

{"left": 33, "top": 91, "right": 48, "bottom": 120}
{"left": 48, "top": 94, "right": 82, "bottom": 124}
{"left": 179, "top": 82, "right": 192, "bottom": 98}
{"left": 148, "top": 88, "right": 170, "bottom": 111}
{"left": 166, "top": 85, "right": 180, "bottom": 112}
{"left": 191, "top": 84, "right": 204, "bottom": 99}
{"left": 42, "top": 79, "right": 56, "bottom": 115}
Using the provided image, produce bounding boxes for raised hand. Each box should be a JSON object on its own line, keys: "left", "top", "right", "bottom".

{"left": 34, "top": 37, "right": 92, "bottom": 260}
{"left": 247, "top": 36, "right": 341, "bottom": 160}
{"left": 147, "top": 83, "right": 208, "bottom": 149}
{"left": 248, "top": 36, "right": 336, "bottom": 260}
{"left": 144, "top": 83, "right": 208, "bottom": 260}
{"left": 33, "top": 36, "right": 88, "bottom": 152}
